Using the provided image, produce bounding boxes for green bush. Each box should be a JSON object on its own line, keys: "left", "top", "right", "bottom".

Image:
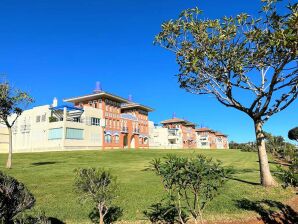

{"left": 149, "top": 155, "right": 227, "bottom": 224}
{"left": 0, "top": 172, "right": 35, "bottom": 223}
{"left": 74, "top": 168, "right": 120, "bottom": 224}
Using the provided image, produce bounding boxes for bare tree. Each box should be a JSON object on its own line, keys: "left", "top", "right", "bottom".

{"left": 155, "top": 0, "right": 298, "bottom": 186}
{"left": 0, "top": 81, "right": 33, "bottom": 169}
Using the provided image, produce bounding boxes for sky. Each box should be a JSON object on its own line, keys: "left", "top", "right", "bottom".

{"left": 0, "top": 0, "right": 297, "bottom": 143}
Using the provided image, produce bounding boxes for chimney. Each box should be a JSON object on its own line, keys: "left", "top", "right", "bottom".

{"left": 52, "top": 97, "right": 58, "bottom": 107}
{"left": 172, "top": 112, "right": 176, "bottom": 119}
{"left": 128, "top": 94, "right": 133, "bottom": 102}
{"left": 93, "top": 81, "right": 102, "bottom": 93}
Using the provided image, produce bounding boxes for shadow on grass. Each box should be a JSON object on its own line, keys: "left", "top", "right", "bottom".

{"left": 89, "top": 206, "right": 123, "bottom": 224}
{"left": 236, "top": 199, "right": 298, "bottom": 224}
{"left": 31, "top": 162, "right": 59, "bottom": 166}
{"left": 269, "top": 161, "right": 291, "bottom": 167}
{"left": 48, "top": 217, "right": 65, "bottom": 224}
{"left": 143, "top": 202, "right": 188, "bottom": 224}
{"left": 225, "top": 167, "right": 260, "bottom": 186}
{"left": 227, "top": 177, "right": 260, "bottom": 186}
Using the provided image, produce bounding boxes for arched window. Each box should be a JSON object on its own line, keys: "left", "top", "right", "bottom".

{"left": 105, "top": 134, "right": 112, "bottom": 143}
{"left": 114, "top": 135, "right": 119, "bottom": 144}
{"left": 144, "top": 137, "right": 148, "bottom": 145}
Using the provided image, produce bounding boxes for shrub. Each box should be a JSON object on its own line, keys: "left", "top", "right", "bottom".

{"left": 150, "top": 155, "right": 227, "bottom": 224}
{"left": 74, "top": 168, "right": 120, "bottom": 224}
{"left": 276, "top": 151, "right": 298, "bottom": 188}
{"left": 144, "top": 201, "right": 188, "bottom": 224}
{"left": 0, "top": 172, "right": 35, "bottom": 223}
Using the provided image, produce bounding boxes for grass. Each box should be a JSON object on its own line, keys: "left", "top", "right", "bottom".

{"left": 0, "top": 149, "right": 295, "bottom": 223}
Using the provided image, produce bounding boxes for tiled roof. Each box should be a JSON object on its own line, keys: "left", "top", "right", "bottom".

{"left": 196, "top": 127, "right": 212, "bottom": 132}
{"left": 161, "top": 118, "right": 188, "bottom": 124}
{"left": 215, "top": 132, "right": 227, "bottom": 137}
{"left": 121, "top": 102, "right": 153, "bottom": 112}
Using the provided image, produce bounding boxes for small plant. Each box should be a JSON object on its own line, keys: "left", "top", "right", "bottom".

{"left": 74, "top": 168, "right": 120, "bottom": 224}
{"left": 276, "top": 149, "right": 298, "bottom": 188}
{"left": 150, "top": 155, "right": 227, "bottom": 224}
{"left": 144, "top": 201, "right": 188, "bottom": 224}
{"left": 0, "top": 171, "right": 35, "bottom": 223}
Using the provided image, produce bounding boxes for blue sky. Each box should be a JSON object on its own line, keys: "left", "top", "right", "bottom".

{"left": 0, "top": 0, "right": 297, "bottom": 143}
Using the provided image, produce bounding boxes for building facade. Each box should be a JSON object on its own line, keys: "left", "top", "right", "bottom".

{"left": 0, "top": 126, "right": 8, "bottom": 153}
{"left": 149, "top": 118, "right": 229, "bottom": 149}
{"left": 0, "top": 89, "right": 153, "bottom": 153}
{"left": 196, "top": 128, "right": 229, "bottom": 149}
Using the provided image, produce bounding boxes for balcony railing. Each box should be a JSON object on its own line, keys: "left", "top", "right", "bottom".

{"left": 133, "top": 128, "right": 140, "bottom": 134}
{"left": 121, "top": 127, "right": 128, "bottom": 133}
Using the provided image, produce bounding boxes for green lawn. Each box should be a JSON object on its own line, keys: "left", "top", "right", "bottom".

{"left": 0, "top": 149, "right": 295, "bottom": 223}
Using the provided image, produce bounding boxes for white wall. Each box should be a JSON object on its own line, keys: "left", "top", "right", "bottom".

{"left": 0, "top": 126, "right": 8, "bottom": 153}
{"left": 149, "top": 123, "right": 183, "bottom": 149}
{"left": 0, "top": 104, "right": 105, "bottom": 153}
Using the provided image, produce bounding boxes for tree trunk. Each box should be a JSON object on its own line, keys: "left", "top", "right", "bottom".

{"left": 99, "top": 215, "right": 104, "bottom": 224}
{"left": 6, "top": 127, "right": 12, "bottom": 169}
{"left": 98, "top": 206, "right": 104, "bottom": 224}
{"left": 254, "top": 120, "right": 277, "bottom": 187}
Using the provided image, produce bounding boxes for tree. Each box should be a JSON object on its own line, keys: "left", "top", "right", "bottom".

{"left": 0, "top": 81, "right": 33, "bottom": 169}
{"left": 155, "top": 0, "right": 298, "bottom": 187}
{"left": 150, "top": 155, "right": 227, "bottom": 224}
{"left": 74, "top": 168, "right": 119, "bottom": 224}
{"left": 288, "top": 127, "right": 298, "bottom": 141}
{"left": 0, "top": 171, "right": 36, "bottom": 223}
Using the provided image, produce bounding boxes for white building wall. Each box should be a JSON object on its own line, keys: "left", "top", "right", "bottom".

{"left": 149, "top": 122, "right": 183, "bottom": 149}
{"left": 196, "top": 133, "right": 211, "bottom": 149}
{"left": 0, "top": 125, "right": 8, "bottom": 153}
{"left": 0, "top": 104, "right": 104, "bottom": 153}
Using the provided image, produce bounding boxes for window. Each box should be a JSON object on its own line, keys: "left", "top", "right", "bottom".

{"left": 114, "top": 135, "right": 119, "bottom": 144}
{"left": 48, "top": 128, "right": 63, "bottom": 140}
{"left": 93, "top": 100, "right": 98, "bottom": 108}
{"left": 41, "top": 114, "right": 46, "bottom": 122}
{"left": 66, "top": 128, "right": 84, "bottom": 140}
{"left": 105, "top": 134, "right": 112, "bottom": 143}
{"left": 91, "top": 117, "right": 100, "bottom": 126}
{"left": 73, "top": 117, "right": 81, "bottom": 123}
{"left": 36, "top": 116, "right": 41, "bottom": 123}
{"left": 144, "top": 137, "right": 148, "bottom": 144}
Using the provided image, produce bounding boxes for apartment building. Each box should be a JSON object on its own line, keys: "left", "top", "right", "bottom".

{"left": 65, "top": 90, "right": 153, "bottom": 149}
{"left": 196, "top": 128, "right": 229, "bottom": 149}
{"left": 149, "top": 117, "right": 229, "bottom": 149}
{"left": 160, "top": 118, "right": 197, "bottom": 149}
{"left": 0, "top": 88, "right": 153, "bottom": 153}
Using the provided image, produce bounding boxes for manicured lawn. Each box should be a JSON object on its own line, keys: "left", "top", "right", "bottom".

{"left": 0, "top": 149, "right": 295, "bottom": 223}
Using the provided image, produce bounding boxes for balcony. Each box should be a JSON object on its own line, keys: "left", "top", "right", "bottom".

{"left": 121, "top": 127, "right": 128, "bottom": 133}
{"left": 168, "top": 129, "right": 180, "bottom": 137}
{"left": 133, "top": 128, "right": 140, "bottom": 134}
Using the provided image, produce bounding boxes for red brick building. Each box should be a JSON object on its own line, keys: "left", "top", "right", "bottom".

{"left": 65, "top": 90, "right": 153, "bottom": 149}
{"left": 196, "top": 128, "right": 229, "bottom": 149}
{"left": 160, "top": 118, "right": 197, "bottom": 149}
